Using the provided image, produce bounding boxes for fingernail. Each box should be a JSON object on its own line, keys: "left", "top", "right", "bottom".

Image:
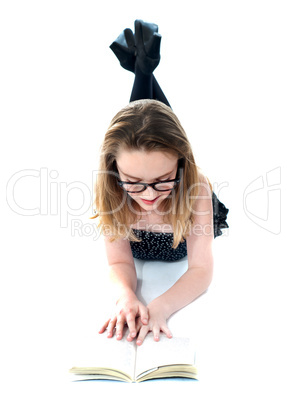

{"left": 137, "top": 340, "right": 142, "bottom": 346}
{"left": 131, "top": 332, "right": 136, "bottom": 337}
{"left": 142, "top": 319, "right": 148, "bottom": 325}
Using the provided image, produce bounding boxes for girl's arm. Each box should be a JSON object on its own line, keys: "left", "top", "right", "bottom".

{"left": 135, "top": 175, "right": 214, "bottom": 344}
{"left": 154, "top": 200, "right": 214, "bottom": 318}
{"left": 99, "top": 236, "right": 149, "bottom": 340}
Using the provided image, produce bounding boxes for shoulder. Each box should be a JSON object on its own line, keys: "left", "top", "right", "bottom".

{"left": 196, "top": 169, "right": 213, "bottom": 198}
{"left": 185, "top": 169, "right": 214, "bottom": 268}
{"left": 188, "top": 168, "right": 213, "bottom": 229}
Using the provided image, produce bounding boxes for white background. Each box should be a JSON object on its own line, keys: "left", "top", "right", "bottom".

{"left": 1, "top": 1, "right": 286, "bottom": 401}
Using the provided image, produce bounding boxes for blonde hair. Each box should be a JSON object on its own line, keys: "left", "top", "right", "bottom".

{"left": 92, "top": 99, "right": 206, "bottom": 248}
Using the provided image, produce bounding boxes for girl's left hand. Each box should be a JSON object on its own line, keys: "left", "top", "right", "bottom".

{"left": 130, "top": 299, "right": 173, "bottom": 345}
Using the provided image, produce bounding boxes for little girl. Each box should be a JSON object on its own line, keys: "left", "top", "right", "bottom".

{"left": 93, "top": 20, "right": 229, "bottom": 346}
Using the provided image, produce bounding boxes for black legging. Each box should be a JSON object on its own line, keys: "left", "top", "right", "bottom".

{"left": 130, "top": 66, "right": 171, "bottom": 108}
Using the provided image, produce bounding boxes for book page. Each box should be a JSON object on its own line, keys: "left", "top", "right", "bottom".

{"left": 135, "top": 332, "right": 195, "bottom": 379}
{"left": 70, "top": 331, "right": 136, "bottom": 379}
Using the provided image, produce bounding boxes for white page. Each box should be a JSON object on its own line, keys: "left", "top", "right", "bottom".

{"left": 135, "top": 332, "right": 195, "bottom": 378}
{"left": 71, "top": 331, "right": 136, "bottom": 378}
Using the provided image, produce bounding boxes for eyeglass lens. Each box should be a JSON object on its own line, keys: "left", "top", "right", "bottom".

{"left": 122, "top": 181, "right": 177, "bottom": 193}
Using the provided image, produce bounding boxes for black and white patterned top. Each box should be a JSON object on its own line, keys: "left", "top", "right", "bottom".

{"left": 130, "top": 192, "right": 229, "bottom": 262}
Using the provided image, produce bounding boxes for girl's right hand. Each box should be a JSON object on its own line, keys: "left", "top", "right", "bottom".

{"left": 98, "top": 290, "right": 149, "bottom": 341}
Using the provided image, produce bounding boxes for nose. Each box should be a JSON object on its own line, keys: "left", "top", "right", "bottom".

{"left": 139, "top": 185, "right": 158, "bottom": 199}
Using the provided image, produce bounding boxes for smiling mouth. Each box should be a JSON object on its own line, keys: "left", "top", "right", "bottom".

{"left": 140, "top": 196, "right": 160, "bottom": 204}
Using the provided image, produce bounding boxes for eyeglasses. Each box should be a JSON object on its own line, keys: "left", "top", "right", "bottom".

{"left": 117, "top": 178, "right": 181, "bottom": 193}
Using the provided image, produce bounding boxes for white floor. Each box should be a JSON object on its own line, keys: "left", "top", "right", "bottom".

{"left": 1, "top": 2, "right": 286, "bottom": 401}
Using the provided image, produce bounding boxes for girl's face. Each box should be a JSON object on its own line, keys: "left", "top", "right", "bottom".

{"left": 116, "top": 149, "right": 178, "bottom": 213}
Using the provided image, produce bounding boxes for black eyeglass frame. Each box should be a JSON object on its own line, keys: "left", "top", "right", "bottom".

{"left": 117, "top": 177, "right": 181, "bottom": 193}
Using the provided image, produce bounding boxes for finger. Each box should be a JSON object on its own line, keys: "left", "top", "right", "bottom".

{"left": 126, "top": 317, "right": 142, "bottom": 341}
{"left": 152, "top": 326, "right": 160, "bottom": 342}
{"left": 126, "top": 311, "right": 137, "bottom": 338}
{"left": 98, "top": 319, "right": 111, "bottom": 334}
{"left": 136, "top": 325, "right": 150, "bottom": 346}
{"left": 126, "top": 331, "right": 134, "bottom": 342}
{"left": 139, "top": 304, "right": 149, "bottom": 325}
{"left": 135, "top": 317, "right": 143, "bottom": 332}
{"left": 116, "top": 319, "right": 125, "bottom": 340}
{"left": 107, "top": 317, "right": 117, "bottom": 338}
{"left": 161, "top": 324, "right": 173, "bottom": 339}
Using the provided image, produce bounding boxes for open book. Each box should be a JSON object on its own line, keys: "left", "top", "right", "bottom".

{"left": 69, "top": 330, "right": 197, "bottom": 383}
